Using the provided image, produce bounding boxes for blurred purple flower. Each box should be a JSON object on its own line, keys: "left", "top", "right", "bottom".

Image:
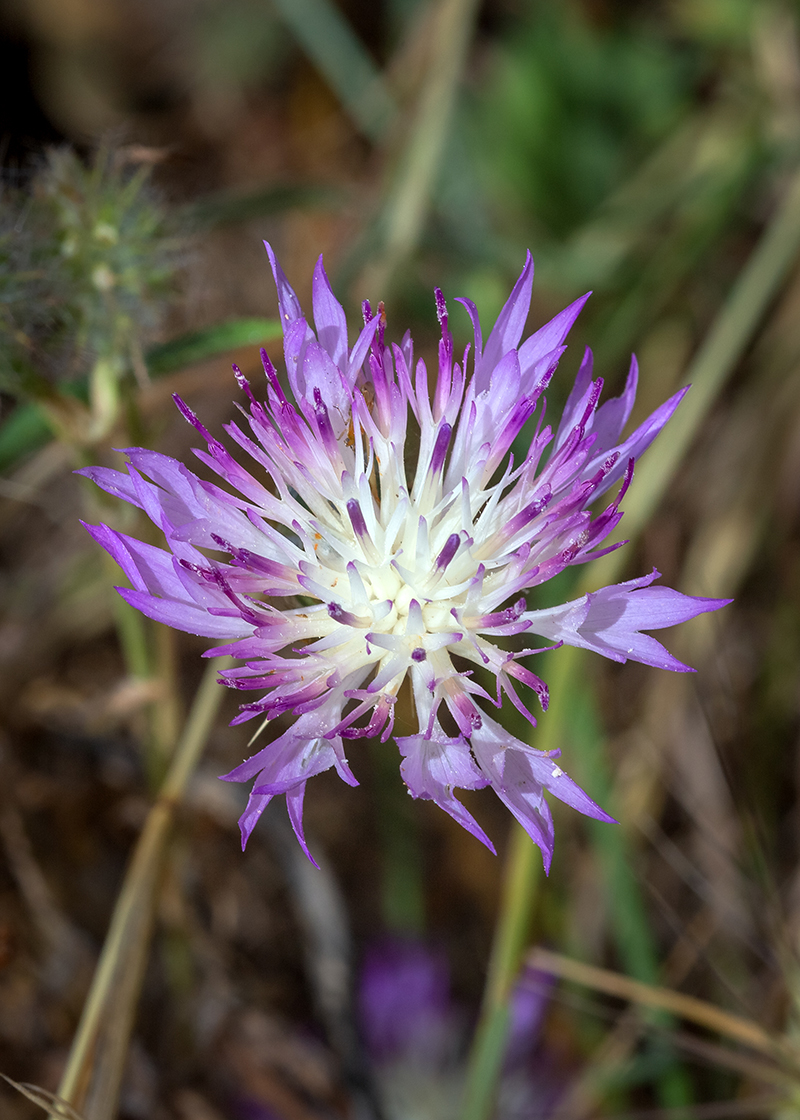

{"left": 358, "top": 938, "right": 454, "bottom": 1067}
{"left": 228, "top": 1096, "right": 284, "bottom": 1120}
{"left": 504, "top": 966, "right": 556, "bottom": 1072}
{"left": 80, "top": 245, "right": 729, "bottom": 868}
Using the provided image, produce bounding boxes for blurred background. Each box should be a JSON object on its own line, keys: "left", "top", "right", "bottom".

{"left": 2, "top": 1, "right": 800, "bottom": 1118}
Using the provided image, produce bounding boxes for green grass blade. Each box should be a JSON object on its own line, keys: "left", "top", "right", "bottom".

{"left": 460, "top": 159, "right": 800, "bottom": 1120}
{"left": 0, "top": 403, "right": 52, "bottom": 472}
{"left": 355, "top": 0, "right": 482, "bottom": 298}
{"left": 145, "top": 318, "right": 282, "bottom": 376}
{"left": 271, "top": 0, "right": 396, "bottom": 142}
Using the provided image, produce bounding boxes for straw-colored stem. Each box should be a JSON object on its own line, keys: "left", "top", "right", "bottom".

{"left": 460, "top": 162, "right": 800, "bottom": 1120}
{"left": 53, "top": 656, "right": 232, "bottom": 1120}
{"left": 528, "top": 948, "right": 800, "bottom": 1073}
{"left": 358, "top": 0, "right": 481, "bottom": 299}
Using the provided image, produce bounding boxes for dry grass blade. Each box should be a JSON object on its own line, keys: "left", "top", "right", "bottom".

{"left": 464, "top": 152, "right": 800, "bottom": 1120}
{"left": 1, "top": 1075, "right": 87, "bottom": 1120}
{"left": 357, "top": 0, "right": 481, "bottom": 297}
{"left": 668, "top": 1030, "right": 796, "bottom": 1091}
{"left": 587, "top": 162, "right": 800, "bottom": 594}
{"left": 528, "top": 948, "right": 798, "bottom": 1069}
{"left": 53, "top": 656, "right": 233, "bottom": 1120}
{"left": 600, "top": 1096, "right": 786, "bottom": 1120}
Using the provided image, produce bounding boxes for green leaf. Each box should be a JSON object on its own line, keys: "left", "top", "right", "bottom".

{"left": 145, "top": 318, "right": 282, "bottom": 375}
{"left": 0, "top": 402, "right": 52, "bottom": 472}
{"left": 185, "top": 183, "right": 343, "bottom": 228}
{"left": 0, "top": 319, "right": 283, "bottom": 471}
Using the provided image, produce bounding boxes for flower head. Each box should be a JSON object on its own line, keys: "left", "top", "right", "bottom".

{"left": 80, "top": 245, "right": 728, "bottom": 870}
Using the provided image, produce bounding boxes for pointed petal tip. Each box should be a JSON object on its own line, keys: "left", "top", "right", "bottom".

{"left": 239, "top": 818, "right": 255, "bottom": 851}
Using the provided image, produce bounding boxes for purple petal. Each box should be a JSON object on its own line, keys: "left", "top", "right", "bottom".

{"left": 554, "top": 347, "right": 594, "bottom": 450}
{"left": 348, "top": 313, "right": 380, "bottom": 379}
{"left": 286, "top": 783, "right": 318, "bottom": 867}
{"left": 589, "top": 353, "right": 638, "bottom": 452}
{"left": 397, "top": 727, "right": 495, "bottom": 853}
{"left": 75, "top": 465, "right": 141, "bottom": 507}
{"left": 264, "top": 240, "right": 303, "bottom": 327}
{"left": 473, "top": 252, "right": 534, "bottom": 393}
{"left": 454, "top": 297, "right": 484, "bottom": 368}
{"left": 588, "top": 385, "right": 689, "bottom": 501}
{"left": 471, "top": 716, "right": 614, "bottom": 872}
{"left": 524, "top": 570, "right": 731, "bottom": 671}
{"left": 283, "top": 317, "right": 315, "bottom": 405}
{"left": 82, "top": 521, "right": 198, "bottom": 601}
{"left": 222, "top": 711, "right": 349, "bottom": 787}
{"left": 312, "top": 255, "right": 348, "bottom": 372}
{"left": 304, "top": 338, "right": 349, "bottom": 418}
{"left": 118, "top": 586, "right": 250, "bottom": 638}
{"left": 238, "top": 789, "right": 273, "bottom": 849}
{"left": 518, "top": 293, "right": 591, "bottom": 396}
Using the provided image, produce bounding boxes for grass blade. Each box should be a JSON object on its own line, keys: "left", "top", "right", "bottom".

{"left": 53, "top": 656, "right": 232, "bottom": 1120}
{"left": 461, "top": 160, "right": 800, "bottom": 1120}
{"left": 528, "top": 949, "right": 796, "bottom": 1064}
{"left": 356, "top": 0, "right": 482, "bottom": 298}
{"left": 271, "top": 0, "right": 396, "bottom": 142}
{"left": 145, "top": 319, "right": 282, "bottom": 376}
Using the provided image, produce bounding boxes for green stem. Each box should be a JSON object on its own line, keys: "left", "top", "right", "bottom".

{"left": 460, "top": 161, "right": 800, "bottom": 1120}
{"left": 111, "top": 592, "right": 151, "bottom": 681}
{"left": 370, "top": 738, "right": 425, "bottom": 934}
{"left": 461, "top": 825, "right": 542, "bottom": 1120}
{"left": 52, "top": 656, "right": 232, "bottom": 1120}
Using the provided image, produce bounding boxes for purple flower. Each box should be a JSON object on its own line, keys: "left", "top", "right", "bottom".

{"left": 504, "top": 966, "right": 556, "bottom": 1071}
{"left": 358, "top": 938, "right": 455, "bottom": 1066}
{"left": 80, "top": 245, "right": 729, "bottom": 869}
